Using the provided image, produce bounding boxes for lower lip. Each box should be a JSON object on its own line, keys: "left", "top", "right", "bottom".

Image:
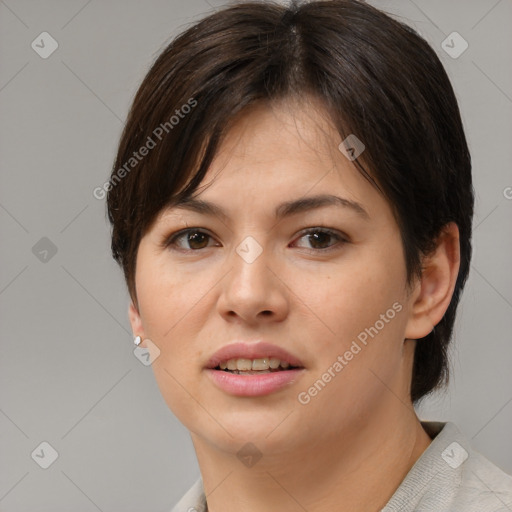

{"left": 205, "top": 368, "right": 305, "bottom": 397}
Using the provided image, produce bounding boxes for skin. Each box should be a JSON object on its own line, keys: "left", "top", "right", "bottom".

{"left": 129, "top": 97, "right": 460, "bottom": 512}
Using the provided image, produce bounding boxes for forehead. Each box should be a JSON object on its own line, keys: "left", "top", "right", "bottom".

{"left": 154, "top": 99, "right": 395, "bottom": 231}
{"left": 210, "top": 98, "right": 347, "bottom": 171}
{"left": 184, "top": 102, "right": 377, "bottom": 205}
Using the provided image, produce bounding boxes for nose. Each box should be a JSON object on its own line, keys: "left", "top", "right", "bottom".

{"left": 217, "top": 241, "right": 289, "bottom": 325}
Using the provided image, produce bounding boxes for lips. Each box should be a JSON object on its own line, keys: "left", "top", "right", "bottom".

{"left": 205, "top": 341, "right": 305, "bottom": 370}
{"left": 204, "top": 341, "right": 306, "bottom": 396}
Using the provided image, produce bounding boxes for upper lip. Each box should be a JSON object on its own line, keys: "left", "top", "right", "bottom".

{"left": 205, "top": 341, "right": 305, "bottom": 369}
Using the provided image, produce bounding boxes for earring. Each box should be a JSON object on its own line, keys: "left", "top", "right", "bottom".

{"left": 134, "top": 335, "right": 142, "bottom": 346}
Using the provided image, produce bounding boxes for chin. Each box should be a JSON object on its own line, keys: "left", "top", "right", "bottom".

{"left": 189, "top": 407, "right": 301, "bottom": 453}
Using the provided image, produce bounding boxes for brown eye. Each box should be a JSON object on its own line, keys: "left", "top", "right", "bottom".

{"left": 293, "top": 228, "right": 347, "bottom": 251}
{"left": 166, "top": 229, "right": 217, "bottom": 251}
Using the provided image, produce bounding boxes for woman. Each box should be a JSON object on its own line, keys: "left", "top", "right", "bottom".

{"left": 106, "top": 1, "right": 512, "bottom": 510}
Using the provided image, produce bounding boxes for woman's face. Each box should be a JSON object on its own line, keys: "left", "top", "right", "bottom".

{"left": 130, "top": 99, "right": 425, "bottom": 454}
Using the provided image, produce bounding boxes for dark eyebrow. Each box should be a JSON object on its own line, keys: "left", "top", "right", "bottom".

{"left": 170, "top": 194, "right": 370, "bottom": 221}
{"left": 275, "top": 194, "right": 369, "bottom": 220}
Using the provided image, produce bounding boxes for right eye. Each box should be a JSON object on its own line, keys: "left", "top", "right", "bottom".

{"left": 165, "top": 228, "right": 220, "bottom": 252}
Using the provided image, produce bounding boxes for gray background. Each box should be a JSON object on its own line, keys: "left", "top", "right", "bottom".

{"left": 0, "top": 0, "right": 511, "bottom": 510}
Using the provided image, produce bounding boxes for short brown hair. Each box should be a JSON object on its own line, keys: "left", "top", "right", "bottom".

{"left": 107, "top": 0, "right": 474, "bottom": 403}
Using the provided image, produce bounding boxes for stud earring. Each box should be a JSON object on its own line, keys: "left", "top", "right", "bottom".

{"left": 134, "top": 335, "right": 142, "bottom": 346}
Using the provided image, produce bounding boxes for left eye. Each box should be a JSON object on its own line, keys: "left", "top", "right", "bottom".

{"left": 293, "top": 228, "right": 347, "bottom": 251}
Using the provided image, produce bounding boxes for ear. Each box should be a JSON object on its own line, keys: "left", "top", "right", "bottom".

{"left": 129, "top": 301, "right": 147, "bottom": 347}
{"left": 404, "top": 222, "right": 461, "bottom": 340}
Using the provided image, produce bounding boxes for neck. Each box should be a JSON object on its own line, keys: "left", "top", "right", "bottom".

{"left": 191, "top": 405, "right": 432, "bottom": 512}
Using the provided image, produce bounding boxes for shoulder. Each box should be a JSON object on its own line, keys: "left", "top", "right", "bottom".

{"left": 170, "top": 478, "right": 206, "bottom": 512}
{"left": 383, "top": 421, "right": 512, "bottom": 512}
{"left": 454, "top": 445, "right": 512, "bottom": 511}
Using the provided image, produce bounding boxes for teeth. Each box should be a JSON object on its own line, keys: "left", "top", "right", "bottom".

{"left": 237, "top": 358, "right": 253, "bottom": 371}
{"left": 219, "top": 357, "right": 294, "bottom": 371}
{"left": 269, "top": 358, "right": 280, "bottom": 369}
{"left": 252, "top": 358, "right": 269, "bottom": 370}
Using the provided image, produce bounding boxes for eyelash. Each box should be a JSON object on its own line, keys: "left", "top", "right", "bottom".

{"left": 163, "top": 227, "right": 348, "bottom": 253}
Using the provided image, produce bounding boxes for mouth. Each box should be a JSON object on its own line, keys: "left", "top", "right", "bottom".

{"left": 204, "top": 341, "right": 306, "bottom": 396}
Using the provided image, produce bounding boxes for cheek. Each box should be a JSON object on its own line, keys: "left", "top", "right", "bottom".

{"left": 322, "top": 254, "right": 408, "bottom": 393}
{"left": 135, "top": 256, "right": 209, "bottom": 422}
{"left": 136, "top": 253, "right": 199, "bottom": 335}
{"left": 296, "top": 254, "right": 405, "bottom": 353}
{"left": 135, "top": 253, "right": 218, "bottom": 375}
